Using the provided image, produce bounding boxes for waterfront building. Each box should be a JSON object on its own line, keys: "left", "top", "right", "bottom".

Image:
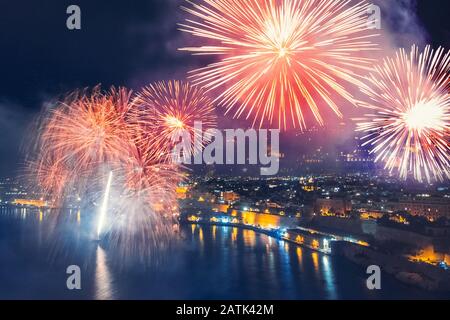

{"left": 314, "top": 197, "right": 352, "bottom": 217}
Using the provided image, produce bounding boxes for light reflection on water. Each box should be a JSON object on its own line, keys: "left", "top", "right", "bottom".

{"left": 0, "top": 207, "right": 440, "bottom": 300}
{"left": 231, "top": 227, "right": 237, "bottom": 242}
{"left": 243, "top": 229, "right": 256, "bottom": 247}
{"left": 322, "top": 255, "right": 338, "bottom": 299}
{"left": 296, "top": 247, "right": 303, "bottom": 270}
{"left": 212, "top": 225, "right": 217, "bottom": 241}
{"left": 312, "top": 252, "right": 319, "bottom": 273}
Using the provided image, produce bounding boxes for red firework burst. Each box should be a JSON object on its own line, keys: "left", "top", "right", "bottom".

{"left": 179, "top": 0, "right": 378, "bottom": 129}
{"left": 132, "top": 80, "right": 217, "bottom": 163}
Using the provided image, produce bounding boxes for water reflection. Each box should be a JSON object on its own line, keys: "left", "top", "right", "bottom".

{"left": 95, "top": 246, "right": 114, "bottom": 300}
{"left": 322, "top": 255, "right": 337, "bottom": 299}
{"left": 0, "top": 210, "right": 436, "bottom": 300}
{"left": 278, "top": 241, "right": 295, "bottom": 296}
{"left": 243, "top": 229, "right": 256, "bottom": 247}
{"left": 312, "top": 252, "right": 319, "bottom": 273}
{"left": 212, "top": 225, "right": 217, "bottom": 240}
{"left": 231, "top": 227, "right": 238, "bottom": 242}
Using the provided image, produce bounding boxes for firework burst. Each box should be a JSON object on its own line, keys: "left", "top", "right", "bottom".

{"left": 97, "top": 163, "right": 182, "bottom": 265}
{"left": 28, "top": 85, "right": 183, "bottom": 224}
{"left": 124, "top": 141, "right": 184, "bottom": 213}
{"left": 356, "top": 45, "right": 450, "bottom": 183}
{"left": 26, "top": 86, "right": 136, "bottom": 210}
{"left": 179, "top": 0, "right": 378, "bottom": 129}
{"left": 132, "top": 80, "right": 216, "bottom": 162}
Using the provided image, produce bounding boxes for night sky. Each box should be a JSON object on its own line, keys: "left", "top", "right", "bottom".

{"left": 0, "top": 0, "right": 449, "bottom": 176}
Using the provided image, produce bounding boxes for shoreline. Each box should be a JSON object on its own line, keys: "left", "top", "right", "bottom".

{"left": 180, "top": 220, "right": 332, "bottom": 254}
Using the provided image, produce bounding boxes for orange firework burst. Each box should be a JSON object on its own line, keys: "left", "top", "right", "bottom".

{"left": 132, "top": 80, "right": 216, "bottom": 163}
{"left": 179, "top": 0, "right": 378, "bottom": 129}
{"left": 33, "top": 89, "right": 132, "bottom": 190}
{"left": 356, "top": 45, "right": 450, "bottom": 183}
{"left": 26, "top": 155, "right": 71, "bottom": 206}
{"left": 29, "top": 85, "right": 185, "bottom": 210}
{"left": 39, "top": 87, "right": 135, "bottom": 175}
{"left": 27, "top": 87, "right": 136, "bottom": 204}
{"left": 26, "top": 85, "right": 186, "bottom": 258}
{"left": 104, "top": 142, "right": 183, "bottom": 262}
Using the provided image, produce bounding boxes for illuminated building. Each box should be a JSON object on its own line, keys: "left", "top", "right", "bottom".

{"left": 389, "top": 197, "right": 450, "bottom": 220}
{"left": 212, "top": 203, "right": 229, "bottom": 213}
{"left": 221, "top": 191, "right": 239, "bottom": 203}
{"left": 12, "top": 199, "right": 47, "bottom": 208}
{"left": 408, "top": 245, "right": 450, "bottom": 265}
{"left": 337, "top": 137, "right": 375, "bottom": 171}
{"left": 302, "top": 184, "right": 316, "bottom": 192}
{"left": 360, "top": 210, "right": 385, "bottom": 220}
{"left": 315, "top": 198, "right": 352, "bottom": 217}
{"left": 176, "top": 186, "right": 189, "bottom": 199}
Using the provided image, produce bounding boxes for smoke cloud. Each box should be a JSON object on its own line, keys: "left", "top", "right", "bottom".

{"left": 373, "top": 0, "right": 429, "bottom": 48}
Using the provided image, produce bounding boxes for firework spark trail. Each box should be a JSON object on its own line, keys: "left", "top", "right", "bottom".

{"left": 356, "top": 45, "right": 450, "bottom": 183}
{"left": 97, "top": 171, "right": 113, "bottom": 239}
{"left": 132, "top": 80, "right": 217, "bottom": 163}
{"left": 179, "top": 0, "right": 379, "bottom": 129}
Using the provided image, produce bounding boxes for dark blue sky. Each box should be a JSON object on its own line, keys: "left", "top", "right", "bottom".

{"left": 0, "top": 0, "right": 449, "bottom": 176}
